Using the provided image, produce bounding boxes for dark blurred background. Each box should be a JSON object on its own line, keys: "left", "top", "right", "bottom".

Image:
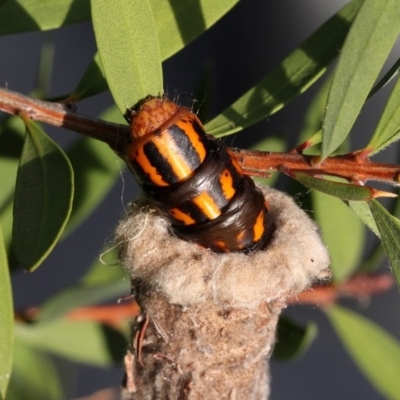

{"left": 2, "top": 1, "right": 400, "bottom": 399}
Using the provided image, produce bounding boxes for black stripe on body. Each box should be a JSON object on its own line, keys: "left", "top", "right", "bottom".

{"left": 167, "top": 201, "right": 213, "bottom": 225}
{"left": 167, "top": 124, "right": 202, "bottom": 170}
{"left": 174, "top": 176, "right": 273, "bottom": 253}
{"left": 127, "top": 148, "right": 166, "bottom": 188}
{"left": 148, "top": 140, "right": 240, "bottom": 225}
{"left": 143, "top": 140, "right": 179, "bottom": 184}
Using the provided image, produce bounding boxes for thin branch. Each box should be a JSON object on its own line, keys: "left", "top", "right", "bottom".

{"left": 287, "top": 272, "right": 394, "bottom": 306}
{"left": 0, "top": 87, "right": 129, "bottom": 154}
{"left": 230, "top": 148, "right": 400, "bottom": 186}
{"left": 1, "top": 87, "right": 400, "bottom": 185}
{"left": 14, "top": 302, "right": 140, "bottom": 327}
{"left": 14, "top": 274, "right": 393, "bottom": 326}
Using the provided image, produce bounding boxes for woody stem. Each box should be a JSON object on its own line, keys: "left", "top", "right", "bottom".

{"left": 1, "top": 87, "right": 400, "bottom": 185}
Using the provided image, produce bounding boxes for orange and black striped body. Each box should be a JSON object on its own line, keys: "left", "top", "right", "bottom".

{"left": 125, "top": 96, "right": 273, "bottom": 253}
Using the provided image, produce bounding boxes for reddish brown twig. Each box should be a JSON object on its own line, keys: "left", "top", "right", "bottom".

{"left": 287, "top": 272, "right": 394, "bottom": 306}
{"left": 14, "top": 274, "right": 392, "bottom": 327}
{"left": 0, "top": 87, "right": 129, "bottom": 153}
{"left": 1, "top": 87, "right": 400, "bottom": 186}
{"left": 15, "top": 302, "right": 140, "bottom": 327}
{"left": 230, "top": 148, "right": 400, "bottom": 186}
{"left": 66, "top": 301, "right": 140, "bottom": 327}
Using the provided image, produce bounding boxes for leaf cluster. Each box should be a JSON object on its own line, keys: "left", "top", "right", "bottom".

{"left": 1, "top": 0, "right": 400, "bottom": 399}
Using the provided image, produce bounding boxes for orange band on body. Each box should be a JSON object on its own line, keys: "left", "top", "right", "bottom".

{"left": 192, "top": 192, "right": 221, "bottom": 220}
{"left": 151, "top": 133, "right": 194, "bottom": 181}
{"left": 253, "top": 210, "right": 265, "bottom": 242}
{"left": 169, "top": 208, "right": 196, "bottom": 225}
{"left": 219, "top": 169, "right": 236, "bottom": 201}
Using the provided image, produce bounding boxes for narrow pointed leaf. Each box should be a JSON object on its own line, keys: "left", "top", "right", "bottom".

{"left": 297, "top": 75, "right": 332, "bottom": 150}
{"left": 15, "top": 320, "right": 126, "bottom": 366}
{"left": 68, "top": 53, "right": 108, "bottom": 102}
{"left": 349, "top": 200, "right": 380, "bottom": 237}
{"left": 13, "top": 118, "right": 74, "bottom": 271}
{"left": 36, "top": 244, "right": 127, "bottom": 323}
{"left": 0, "top": 201, "right": 13, "bottom": 259}
{"left": 366, "top": 75, "right": 400, "bottom": 155}
{"left": 313, "top": 191, "right": 365, "bottom": 282}
{"left": 293, "top": 173, "right": 379, "bottom": 201}
{"left": 63, "top": 106, "right": 124, "bottom": 235}
{"left": 64, "top": 136, "right": 124, "bottom": 236}
{"left": 91, "top": 0, "right": 163, "bottom": 114}
{"left": 296, "top": 130, "right": 322, "bottom": 153}
{"left": 0, "top": 119, "right": 22, "bottom": 252}
{"left": 0, "top": 117, "right": 24, "bottom": 207}
{"left": 205, "top": 0, "right": 363, "bottom": 137}
{"left": 273, "top": 316, "right": 317, "bottom": 361}
{"left": 0, "top": 0, "right": 91, "bottom": 35}
{"left": 38, "top": 280, "right": 128, "bottom": 323}
{"left": 73, "top": 0, "right": 237, "bottom": 101}
{"left": 327, "top": 305, "right": 400, "bottom": 400}
{"left": 0, "top": 224, "right": 13, "bottom": 400}
{"left": 367, "top": 56, "right": 400, "bottom": 100}
{"left": 322, "top": 0, "right": 400, "bottom": 159}
{"left": 369, "top": 199, "right": 400, "bottom": 287}
{"left": 7, "top": 339, "right": 63, "bottom": 400}
{"left": 154, "top": 0, "right": 238, "bottom": 61}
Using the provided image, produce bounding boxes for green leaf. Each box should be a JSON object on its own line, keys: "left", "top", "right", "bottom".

{"left": 0, "top": 0, "right": 91, "bottom": 35}
{"left": 35, "top": 247, "right": 129, "bottom": 322}
{"left": 367, "top": 56, "right": 400, "bottom": 100}
{"left": 0, "top": 117, "right": 25, "bottom": 257}
{"left": 91, "top": 0, "right": 163, "bottom": 114}
{"left": 366, "top": 75, "right": 400, "bottom": 154}
{"left": 154, "top": 0, "right": 238, "bottom": 60}
{"left": 0, "top": 224, "right": 13, "bottom": 400}
{"left": 0, "top": 201, "right": 13, "bottom": 262}
{"left": 72, "top": 0, "right": 237, "bottom": 101}
{"left": 64, "top": 136, "right": 123, "bottom": 236}
{"left": 273, "top": 316, "right": 317, "bottom": 361}
{"left": 322, "top": 0, "right": 400, "bottom": 159}
{"left": 313, "top": 191, "right": 365, "bottom": 282}
{"left": 0, "top": 117, "right": 24, "bottom": 207}
{"left": 13, "top": 118, "right": 74, "bottom": 271}
{"left": 205, "top": 0, "right": 363, "bottom": 137}
{"left": 68, "top": 53, "right": 108, "bottom": 102}
{"left": 38, "top": 279, "right": 128, "bottom": 323}
{"left": 7, "top": 339, "right": 63, "bottom": 400}
{"left": 38, "top": 247, "right": 127, "bottom": 320}
{"left": 327, "top": 305, "right": 400, "bottom": 400}
{"left": 369, "top": 199, "right": 400, "bottom": 288}
{"left": 293, "top": 174, "right": 387, "bottom": 201}
{"left": 297, "top": 75, "right": 332, "bottom": 148}
{"left": 294, "top": 175, "right": 360, "bottom": 201}
{"left": 251, "top": 136, "right": 286, "bottom": 154}
{"left": 33, "top": 39, "right": 55, "bottom": 100}
{"left": 80, "top": 246, "right": 126, "bottom": 286}
{"left": 15, "top": 320, "right": 126, "bottom": 366}
{"left": 349, "top": 200, "right": 380, "bottom": 237}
